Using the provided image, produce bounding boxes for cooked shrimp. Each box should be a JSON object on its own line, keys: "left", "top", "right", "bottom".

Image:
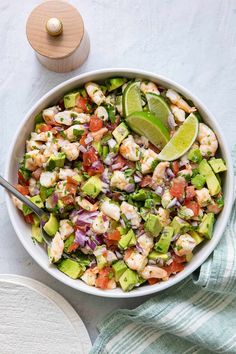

{"left": 195, "top": 188, "right": 212, "bottom": 207}
{"left": 12, "top": 195, "right": 23, "bottom": 211}
{"left": 92, "top": 212, "right": 109, "bottom": 234}
{"left": 138, "top": 234, "right": 154, "bottom": 256}
{"left": 25, "top": 150, "right": 47, "bottom": 171}
{"left": 120, "top": 202, "right": 141, "bottom": 229}
{"left": 140, "top": 81, "right": 160, "bottom": 95}
{"left": 64, "top": 124, "right": 84, "bottom": 141}
{"left": 58, "top": 168, "right": 79, "bottom": 180}
{"left": 61, "top": 142, "right": 80, "bottom": 161}
{"left": 173, "top": 234, "right": 196, "bottom": 257}
{"left": 198, "top": 123, "right": 218, "bottom": 157}
{"left": 110, "top": 171, "right": 133, "bottom": 191}
{"left": 166, "top": 89, "right": 196, "bottom": 114}
{"left": 101, "top": 200, "right": 120, "bottom": 221}
{"left": 59, "top": 220, "right": 74, "bottom": 240}
{"left": 90, "top": 127, "right": 108, "bottom": 141}
{"left": 178, "top": 164, "right": 192, "bottom": 178}
{"left": 170, "top": 104, "right": 186, "bottom": 123}
{"left": 81, "top": 267, "right": 99, "bottom": 286}
{"left": 85, "top": 82, "right": 106, "bottom": 105}
{"left": 54, "top": 110, "right": 74, "bottom": 126}
{"left": 140, "top": 148, "right": 158, "bottom": 174}
{"left": 152, "top": 162, "right": 170, "bottom": 184}
{"left": 140, "top": 265, "right": 168, "bottom": 279}
{"left": 75, "top": 197, "right": 98, "bottom": 211}
{"left": 40, "top": 171, "right": 58, "bottom": 188}
{"left": 49, "top": 232, "right": 64, "bottom": 263}
{"left": 42, "top": 106, "right": 59, "bottom": 125}
{"left": 120, "top": 135, "right": 140, "bottom": 161}
{"left": 73, "top": 113, "right": 91, "bottom": 124}
{"left": 124, "top": 249, "right": 148, "bottom": 272}
{"left": 94, "top": 106, "right": 108, "bottom": 121}
{"left": 157, "top": 207, "right": 171, "bottom": 226}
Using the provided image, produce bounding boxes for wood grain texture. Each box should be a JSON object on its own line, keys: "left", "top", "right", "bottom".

{"left": 26, "top": 1, "right": 90, "bottom": 72}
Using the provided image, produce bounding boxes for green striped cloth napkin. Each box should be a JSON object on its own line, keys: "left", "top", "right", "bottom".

{"left": 91, "top": 149, "right": 236, "bottom": 354}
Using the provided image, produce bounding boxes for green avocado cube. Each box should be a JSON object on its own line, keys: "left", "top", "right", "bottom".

{"left": 199, "top": 159, "right": 221, "bottom": 196}
{"left": 31, "top": 225, "right": 43, "bottom": 243}
{"left": 63, "top": 234, "right": 75, "bottom": 253}
{"left": 117, "top": 226, "right": 128, "bottom": 236}
{"left": 118, "top": 229, "right": 136, "bottom": 250}
{"left": 119, "top": 269, "right": 139, "bottom": 292}
{"left": 106, "top": 77, "right": 127, "bottom": 92}
{"left": 132, "top": 189, "right": 148, "bottom": 201}
{"left": 63, "top": 92, "right": 80, "bottom": 109}
{"left": 189, "top": 231, "right": 204, "bottom": 245}
{"left": 22, "top": 195, "right": 44, "bottom": 216}
{"left": 198, "top": 213, "right": 215, "bottom": 239}
{"left": 154, "top": 226, "right": 174, "bottom": 253}
{"left": 40, "top": 186, "right": 54, "bottom": 202}
{"left": 170, "top": 216, "right": 191, "bottom": 234}
{"left": 148, "top": 251, "right": 170, "bottom": 261}
{"left": 209, "top": 158, "right": 227, "bottom": 173}
{"left": 92, "top": 141, "right": 102, "bottom": 156}
{"left": 112, "top": 260, "right": 128, "bottom": 281}
{"left": 82, "top": 176, "right": 102, "bottom": 198}
{"left": 144, "top": 214, "right": 163, "bottom": 237}
{"left": 46, "top": 152, "right": 66, "bottom": 171}
{"left": 191, "top": 174, "right": 206, "bottom": 189}
{"left": 58, "top": 259, "right": 84, "bottom": 279}
{"left": 187, "top": 148, "right": 203, "bottom": 163}
{"left": 112, "top": 122, "right": 129, "bottom": 145}
{"left": 102, "top": 146, "right": 109, "bottom": 160}
{"left": 43, "top": 214, "right": 59, "bottom": 237}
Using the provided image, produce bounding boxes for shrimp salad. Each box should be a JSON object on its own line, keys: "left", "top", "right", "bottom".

{"left": 14, "top": 77, "right": 226, "bottom": 292}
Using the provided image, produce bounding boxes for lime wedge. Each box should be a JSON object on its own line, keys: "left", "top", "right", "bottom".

{"left": 123, "top": 81, "right": 142, "bottom": 117}
{"left": 157, "top": 113, "right": 199, "bottom": 161}
{"left": 126, "top": 111, "right": 170, "bottom": 149}
{"left": 146, "top": 92, "right": 171, "bottom": 128}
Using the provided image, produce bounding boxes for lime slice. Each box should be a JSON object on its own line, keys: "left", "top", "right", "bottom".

{"left": 126, "top": 111, "right": 170, "bottom": 149}
{"left": 146, "top": 92, "right": 171, "bottom": 128}
{"left": 123, "top": 82, "right": 142, "bottom": 117}
{"left": 157, "top": 113, "right": 199, "bottom": 161}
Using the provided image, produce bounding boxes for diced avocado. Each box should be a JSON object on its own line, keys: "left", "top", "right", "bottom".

{"left": 140, "top": 207, "right": 149, "bottom": 221}
{"left": 191, "top": 174, "right": 206, "bottom": 189}
{"left": 209, "top": 158, "right": 227, "bottom": 173}
{"left": 119, "top": 268, "right": 139, "bottom": 292}
{"left": 32, "top": 214, "right": 40, "bottom": 227}
{"left": 106, "top": 77, "right": 127, "bottom": 92}
{"left": 189, "top": 231, "right": 204, "bottom": 245}
{"left": 186, "top": 253, "right": 193, "bottom": 262}
{"left": 148, "top": 251, "right": 170, "bottom": 261}
{"left": 63, "top": 234, "right": 75, "bottom": 253}
{"left": 112, "top": 122, "right": 129, "bottom": 144}
{"left": 187, "top": 148, "right": 203, "bottom": 163}
{"left": 63, "top": 92, "right": 79, "bottom": 109}
{"left": 82, "top": 176, "right": 102, "bottom": 198}
{"left": 198, "top": 213, "right": 215, "bottom": 239}
{"left": 154, "top": 226, "right": 174, "bottom": 253}
{"left": 46, "top": 153, "right": 66, "bottom": 171}
{"left": 199, "top": 159, "right": 221, "bottom": 196}
{"left": 117, "top": 226, "right": 128, "bottom": 236}
{"left": 132, "top": 189, "right": 148, "bottom": 201}
{"left": 22, "top": 195, "right": 44, "bottom": 216}
{"left": 34, "top": 112, "right": 44, "bottom": 124}
{"left": 71, "top": 175, "right": 83, "bottom": 184}
{"left": 92, "top": 141, "right": 102, "bottom": 156}
{"left": 40, "top": 186, "right": 54, "bottom": 202}
{"left": 144, "top": 214, "right": 163, "bottom": 237}
{"left": 43, "top": 214, "right": 59, "bottom": 237}
{"left": 57, "top": 259, "right": 83, "bottom": 279}
{"left": 31, "top": 225, "right": 43, "bottom": 243}
{"left": 118, "top": 229, "right": 136, "bottom": 249}
{"left": 95, "top": 246, "right": 107, "bottom": 270}
{"left": 102, "top": 146, "right": 109, "bottom": 160}
{"left": 112, "top": 260, "right": 128, "bottom": 281}
{"left": 170, "top": 216, "right": 191, "bottom": 234}
{"left": 144, "top": 195, "right": 161, "bottom": 209}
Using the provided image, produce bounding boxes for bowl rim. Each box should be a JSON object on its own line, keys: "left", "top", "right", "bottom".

{"left": 5, "top": 68, "right": 234, "bottom": 298}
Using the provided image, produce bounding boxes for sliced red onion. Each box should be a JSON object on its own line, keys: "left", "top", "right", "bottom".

{"left": 124, "top": 183, "right": 135, "bottom": 193}
{"left": 52, "top": 193, "right": 59, "bottom": 204}
{"left": 31, "top": 187, "right": 40, "bottom": 196}
{"left": 155, "top": 186, "right": 164, "bottom": 196}
{"left": 107, "top": 138, "right": 117, "bottom": 149}
{"left": 134, "top": 175, "right": 142, "bottom": 183}
{"left": 83, "top": 124, "right": 89, "bottom": 129}
{"left": 85, "top": 136, "right": 93, "bottom": 144}
{"left": 136, "top": 243, "right": 143, "bottom": 253}
{"left": 175, "top": 200, "right": 182, "bottom": 208}
{"left": 89, "top": 259, "right": 97, "bottom": 267}
{"left": 111, "top": 162, "right": 122, "bottom": 170}
{"left": 166, "top": 197, "right": 177, "bottom": 209}
{"left": 91, "top": 160, "right": 102, "bottom": 170}
{"left": 120, "top": 219, "right": 126, "bottom": 228}
{"left": 102, "top": 214, "right": 108, "bottom": 222}
{"left": 87, "top": 239, "right": 97, "bottom": 251}
{"left": 115, "top": 251, "right": 123, "bottom": 260}
{"left": 101, "top": 169, "right": 110, "bottom": 183}
{"left": 168, "top": 113, "right": 177, "bottom": 130}
{"left": 75, "top": 230, "right": 86, "bottom": 247}
{"left": 121, "top": 166, "right": 129, "bottom": 171}
{"left": 191, "top": 221, "right": 198, "bottom": 227}
{"left": 104, "top": 152, "right": 116, "bottom": 166}
{"left": 79, "top": 145, "right": 87, "bottom": 153}
{"left": 74, "top": 211, "right": 99, "bottom": 225}
{"left": 166, "top": 258, "right": 173, "bottom": 266}
{"left": 53, "top": 126, "right": 64, "bottom": 132}
{"left": 136, "top": 171, "right": 143, "bottom": 178}
{"left": 166, "top": 168, "right": 175, "bottom": 178}
{"left": 171, "top": 233, "right": 180, "bottom": 242}
{"left": 157, "top": 259, "right": 164, "bottom": 267}
{"left": 119, "top": 195, "right": 125, "bottom": 201}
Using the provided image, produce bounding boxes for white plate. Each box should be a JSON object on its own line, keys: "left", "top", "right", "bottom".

{"left": 0, "top": 274, "right": 92, "bottom": 354}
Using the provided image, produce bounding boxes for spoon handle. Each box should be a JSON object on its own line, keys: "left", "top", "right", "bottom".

{"left": 0, "top": 175, "right": 46, "bottom": 218}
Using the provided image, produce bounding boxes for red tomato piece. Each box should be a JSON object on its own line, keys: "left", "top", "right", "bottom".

{"left": 67, "top": 176, "right": 79, "bottom": 186}
{"left": 83, "top": 147, "right": 98, "bottom": 167}
{"left": 18, "top": 171, "right": 29, "bottom": 186}
{"left": 164, "top": 260, "right": 185, "bottom": 276}
{"left": 89, "top": 116, "right": 103, "bottom": 132}
{"left": 172, "top": 161, "right": 179, "bottom": 175}
{"left": 76, "top": 96, "right": 88, "bottom": 113}
{"left": 67, "top": 242, "right": 79, "bottom": 253}
{"left": 147, "top": 278, "right": 159, "bottom": 285}
{"left": 172, "top": 253, "right": 186, "bottom": 263}
{"left": 170, "top": 178, "right": 187, "bottom": 198}
{"left": 184, "top": 200, "right": 200, "bottom": 216}
{"left": 16, "top": 184, "right": 29, "bottom": 195}
{"left": 113, "top": 155, "right": 127, "bottom": 170}
{"left": 87, "top": 160, "right": 104, "bottom": 176}
{"left": 107, "top": 230, "right": 121, "bottom": 241}
{"left": 140, "top": 175, "right": 152, "bottom": 188}
{"left": 185, "top": 186, "right": 196, "bottom": 201}
{"left": 24, "top": 214, "right": 34, "bottom": 224}
{"left": 95, "top": 267, "right": 112, "bottom": 289}
{"left": 80, "top": 132, "right": 88, "bottom": 147}
{"left": 62, "top": 195, "right": 75, "bottom": 205}
{"left": 39, "top": 124, "right": 52, "bottom": 132}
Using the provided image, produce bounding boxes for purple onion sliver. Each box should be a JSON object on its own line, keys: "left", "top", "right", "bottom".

{"left": 89, "top": 259, "right": 97, "bottom": 267}
{"left": 79, "top": 145, "right": 87, "bottom": 153}
{"left": 166, "top": 258, "right": 173, "bottom": 266}
{"left": 75, "top": 230, "right": 87, "bottom": 247}
{"left": 111, "top": 162, "right": 122, "bottom": 170}
{"left": 85, "top": 136, "right": 93, "bottom": 144}
{"left": 52, "top": 193, "right": 59, "bottom": 204}
{"left": 155, "top": 186, "right": 164, "bottom": 196}
{"left": 175, "top": 200, "right": 182, "bottom": 208}
{"left": 87, "top": 239, "right": 97, "bottom": 251}
{"left": 115, "top": 251, "right": 123, "bottom": 259}
{"left": 171, "top": 233, "right": 180, "bottom": 242}
{"left": 166, "top": 197, "right": 177, "bottom": 209}
{"left": 134, "top": 175, "right": 141, "bottom": 183}
{"left": 166, "top": 168, "right": 175, "bottom": 178}
{"left": 125, "top": 184, "right": 135, "bottom": 193}
{"left": 136, "top": 243, "right": 143, "bottom": 253}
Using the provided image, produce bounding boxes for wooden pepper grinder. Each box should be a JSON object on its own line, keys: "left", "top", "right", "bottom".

{"left": 26, "top": 0, "right": 90, "bottom": 73}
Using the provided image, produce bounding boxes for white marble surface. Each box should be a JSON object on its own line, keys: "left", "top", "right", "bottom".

{"left": 0, "top": 0, "right": 236, "bottom": 345}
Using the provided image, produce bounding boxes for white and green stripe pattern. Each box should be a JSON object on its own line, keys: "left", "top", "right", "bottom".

{"left": 91, "top": 149, "right": 236, "bottom": 354}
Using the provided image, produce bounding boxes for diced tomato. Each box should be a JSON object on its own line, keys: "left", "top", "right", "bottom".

{"left": 16, "top": 184, "right": 29, "bottom": 195}
{"left": 87, "top": 160, "right": 104, "bottom": 176}
{"left": 170, "top": 178, "right": 186, "bottom": 198}
{"left": 18, "top": 171, "right": 29, "bottom": 186}
{"left": 164, "top": 260, "right": 185, "bottom": 276}
{"left": 83, "top": 147, "right": 98, "bottom": 167}
{"left": 74, "top": 224, "right": 88, "bottom": 233}
{"left": 148, "top": 278, "right": 159, "bottom": 285}
{"left": 185, "top": 186, "right": 196, "bottom": 201}
{"left": 184, "top": 200, "right": 200, "bottom": 216}
{"left": 95, "top": 267, "right": 112, "bottom": 289}
{"left": 172, "top": 253, "right": 186, "bottom": 263}
{"left": 76, "top": 96, "right": 89, "bottom": 113}
{"left": 80, "top": 132, "right": 88, "bottom": 147}
{"left": 67, "top": 176, "right": 79, "bottom": 186}
{"left": 112, "top": 155, "right": 127, "bottom": 170}
{"left": 39, "top": 123, "right": 52, "bottom": 132}
{"left": 89, "top": 116, "right": 103, "bottom": 132}
{"left": 32, "top": 168, "right": 42, "bottom": 180}
{"left": 105, "top": 239, "right": 118, "bottom": 248}
{"left": 107, "top": 230, "right": 121, "bottom": 241}
{"left": 66, "top": 183, "right": 77, "bottom": 196}
{"left": 67, "top": 242, "right": 79, "bottom": 253}
{"left": 172, "top": 161, "right": 179, "bottom": 175}
{"left": 62, "top": 195, "right": 74, "bottom": 205}
{"left": 24, "top": 214, "right": 34, "bottom": 224}
{"left": 140, "top": 175, "right": 152, "bottom": 188}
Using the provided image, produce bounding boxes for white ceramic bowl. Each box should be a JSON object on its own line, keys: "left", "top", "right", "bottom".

{"left": 5, "top": 68, "right": 234, "bottom": 298}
